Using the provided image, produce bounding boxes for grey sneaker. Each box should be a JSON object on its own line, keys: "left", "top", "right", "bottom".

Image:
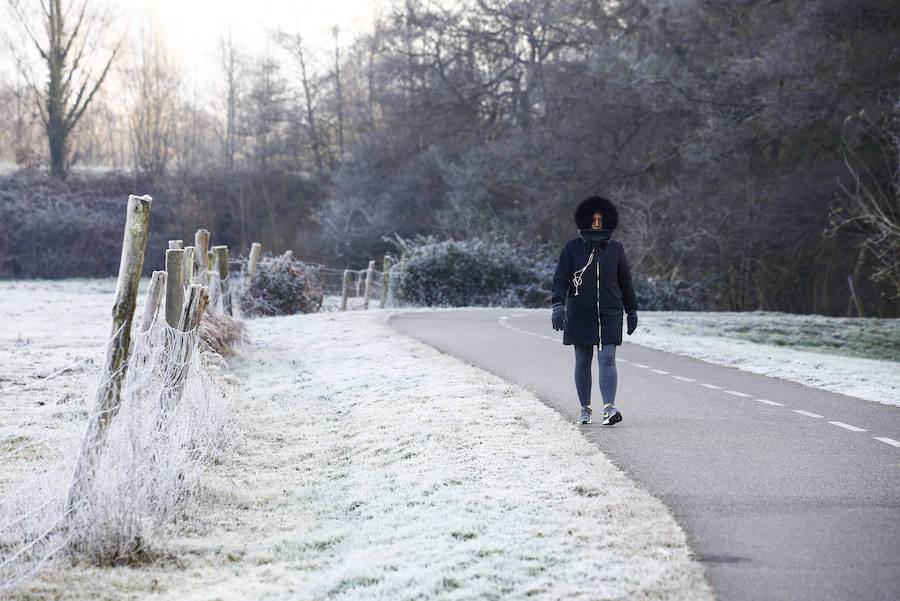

{"left": 578, "top": 406, "right": 592, "bottom": 424}
{"left": 602, "top": 404, "right": 622, "bottom": 425}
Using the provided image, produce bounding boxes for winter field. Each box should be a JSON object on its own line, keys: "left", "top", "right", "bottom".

{"left": 1, "top": 279, "right": 898, "bottom": 599}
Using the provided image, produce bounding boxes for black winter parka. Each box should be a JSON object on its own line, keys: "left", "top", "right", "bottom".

{"left": 551, "top": 237, "right": 638, "bottom": 346}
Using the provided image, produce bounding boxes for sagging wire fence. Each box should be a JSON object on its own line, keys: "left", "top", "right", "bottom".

{"left": 3, "top": 204, "right": 409, "bottom": 594}
{"left": 1, "top": 197, "right": 240, "bottom": 595}
{"left": 234, "top": 250, "right": 409, "bottom": 316}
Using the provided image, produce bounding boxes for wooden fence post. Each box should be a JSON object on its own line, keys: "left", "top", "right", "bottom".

{"left": 380, "top": 256, "right": 392, "bottom": 309}
{"left": 168, "top": 239, "right": 183, "bottom": 250}
{"left": 139, "top": 270, "right": 167, "bottom": 332}
{"left": 194, "top": 229, "right": 210, "bottom": 286}
{"left": 247, "top": 242, "right": 262, "bottom": 284}
{"left": 68, "top": 194, "right": 152, "bottom": 512}
{"left": 341, "top": 269, "right": 351, "bottom": 311}
{"left": 165, "top": 249, "right": 185, "bottom": 328}
{"left": 213, "top": 245, "right": 232, "bottom": 315}
{"left": 363, "top": 260, "right": 376, "bottom": 310}
{"left": 397, "top": 257, "right": 409, "bottom": 305}
{"left": 183, "top": 246, "right": 195, "bottom": 288}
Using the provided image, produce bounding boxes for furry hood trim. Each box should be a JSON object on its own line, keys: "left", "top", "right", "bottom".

{"left": 574, "top": 196, "right": 618, "bottom": 231}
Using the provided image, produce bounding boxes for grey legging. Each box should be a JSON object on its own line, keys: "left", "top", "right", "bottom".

{"left": 574, "top": 344, "right": 617, "bottom": 407}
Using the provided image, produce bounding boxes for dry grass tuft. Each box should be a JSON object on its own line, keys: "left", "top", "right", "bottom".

{"left": 199, "top": 308, "right": 248, "bottom": 357}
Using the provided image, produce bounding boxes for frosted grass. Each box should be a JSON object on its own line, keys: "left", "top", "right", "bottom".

{"left": 2, "top": 286, "right": 713, "bottom": 599}
{"left": 635, "top": 312, "right": 900, "bottom": 407}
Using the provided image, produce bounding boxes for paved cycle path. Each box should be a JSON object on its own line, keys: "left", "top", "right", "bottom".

{"left": 389, "top": 309, "right": 900, "bottom": 601}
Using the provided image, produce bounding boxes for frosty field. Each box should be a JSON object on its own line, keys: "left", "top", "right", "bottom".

{"left": 1, "top": 280, "right": 713, "bottom": 600}
{"left": 3, "top": 279, "right": 898, "bottom": 598}
{"left": 635, "top": 312, "right": 900, "bottom": 407}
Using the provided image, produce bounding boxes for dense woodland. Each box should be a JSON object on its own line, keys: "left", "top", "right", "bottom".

{"left": 1, "top": 0, "right": 898, "bottom": 315}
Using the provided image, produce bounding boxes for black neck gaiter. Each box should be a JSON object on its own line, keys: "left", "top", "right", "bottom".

{"left": 579, "top": 228, "right": 612, "bottom": 252}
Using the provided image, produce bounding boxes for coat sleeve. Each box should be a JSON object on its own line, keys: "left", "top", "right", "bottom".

{"left": 617, "top": 244, "right": 638, "bottom": 314}
{"left": 551, "top": 243, "right": 572, "bottom": 305}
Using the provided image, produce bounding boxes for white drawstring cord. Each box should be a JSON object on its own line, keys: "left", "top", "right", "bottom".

{"left": 571, "top": 250, "right": 595, "bottom": 297}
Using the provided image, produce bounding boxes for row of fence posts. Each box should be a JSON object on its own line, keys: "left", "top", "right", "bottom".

{"left": 339, "top": 256, "right": 407, "bottom": 311}
{"left": 67, "top": 196, "right": 254, "bottom": 512}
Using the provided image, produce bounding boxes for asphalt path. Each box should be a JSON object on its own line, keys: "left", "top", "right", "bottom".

{"left": 389, "top": 309, "right": 900, "bottom": 601}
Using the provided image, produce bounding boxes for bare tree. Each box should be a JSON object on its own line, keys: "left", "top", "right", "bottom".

{"left": 827, "top": 112, "right": 900, "bottom": 299}
{"left": 126, "top": 18, "right": 180, "bottom": 180}
{"left": 333, "top": 26, "right": 345, "bottom": 160}
{"left": 218, "top": 29, "right": 242, "bottom": 173}
{"left": 8, "top": 0, "right": 121, "bottom": 178}
{"left": 273, "top": 30, "right": 326, "bottom": 176}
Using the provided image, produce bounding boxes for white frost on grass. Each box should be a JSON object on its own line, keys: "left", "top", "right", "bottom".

{"left": 7, "top": 302, "right": 712, "bottom": 600}
{"left": 634, "top": 312, "right": 900, "bottom": 407}
{"left": 156, "top": 311, "right": 712, "bottom": 600}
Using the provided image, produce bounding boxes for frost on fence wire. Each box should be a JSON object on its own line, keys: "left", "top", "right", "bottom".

{"left": 316, "top": 263, "right": 405, "bottom": 311}
{"left": 0, "top": 312, "right": 235, "bottom": 593}
{"left": 208, "top": 270, "right": 232, "bottom": 314}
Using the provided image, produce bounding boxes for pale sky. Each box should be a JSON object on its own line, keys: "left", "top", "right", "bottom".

{"left": 144, "top": 0, "right": 381, "bottom": 74}
{"left": 1, "top": 0, "right": 383, "bottom": 84}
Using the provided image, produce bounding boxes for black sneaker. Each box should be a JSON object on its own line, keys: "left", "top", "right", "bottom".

{"left": 602, "top": 404, "right": 622, "bottom": 425}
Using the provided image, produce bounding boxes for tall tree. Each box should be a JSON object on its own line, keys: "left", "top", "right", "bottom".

{"left": 8, "top": 0, "right": 121, "bottom": 178}
{"left": 127, "top": 17, "right": 180, "bottom": 181}
{"left": 218, "top": 29, "right": 242, "bottom": 173}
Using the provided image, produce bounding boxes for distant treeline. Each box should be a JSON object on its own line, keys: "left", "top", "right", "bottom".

{"left": 1, "top": 0, "right": 898, "bottom": 316}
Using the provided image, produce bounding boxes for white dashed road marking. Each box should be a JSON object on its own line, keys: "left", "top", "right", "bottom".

{"left": 756, "top": 399, "right": 785, "bottom": 406}
{"left": 500, "top": 314, "right": 895, "bottom": 450}
{"left": 828, "top": 421, "right": 867, "bottom": 433}
{"left": 793, "top": 410, "right": 824, "bottom": 419}
{"left": 873, "top": 437, "right": 900, "bottom": 448}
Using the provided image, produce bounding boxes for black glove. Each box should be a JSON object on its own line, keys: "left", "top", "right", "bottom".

{"left": 552, "top": 303, "right": 566, "bottom": 331}
{"left": 627, "top": 312, "right": 638, "bottom": 335}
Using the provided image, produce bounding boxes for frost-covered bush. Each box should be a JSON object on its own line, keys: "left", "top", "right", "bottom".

{"left": 396, "top": 237, "right": 553, "bottom": 307}
{"left": 633, "top": 276, "right": 707, "bottom": 311}
{"left": 239, "top": 254, "right": 323, "bottom": 316}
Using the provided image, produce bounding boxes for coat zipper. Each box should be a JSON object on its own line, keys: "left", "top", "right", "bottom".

{"left": 596, "top": 259, "right": 601, "bottom": 345}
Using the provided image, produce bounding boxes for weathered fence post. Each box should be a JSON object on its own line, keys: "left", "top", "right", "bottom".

{"left": 180, "top": 284, "right": 211, "bottom": 331}
{"left": 165, "top": 249, "right": 185, "bottom": 328}
{"left": 380, "top": 256, "right": 392, "bottom": 309}
{"left": 139, "top": 270, "right": 167, "bottom": 332}
{"left": 183, "top": 246, "right": 195, "bottom": 288}
{"left": 247, "top": 242, "right": 262, "bottom": 284}
{"left": 68, "top": 194, "right": 152, "bottom": 512}
{"left": 396, "top": 257, "right": 409, "bottom": 306}
{"left": 363, "top": 260, "right": 376, "bottom": 310}
{"left": 194, "top": 229, "right": 210, "bottom": 286}
{"left": 168, "top": 239, "right": 183, "bottom": 250}
{"left": 213, "top": 245, "right": 232, "bottom": 315}
{"left": 341, "top": 269, "right": 351, "bottom": 311}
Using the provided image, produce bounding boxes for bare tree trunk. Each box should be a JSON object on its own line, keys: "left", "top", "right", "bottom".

{"left": 333, "top": 26, "right": 345, "bottom": 159}
{"left": 11, "top": 0, "right": 121, "bottom": 178}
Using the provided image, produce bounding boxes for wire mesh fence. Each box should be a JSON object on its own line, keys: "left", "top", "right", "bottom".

{"left": 0, "top": 301, "right": 237, "bottom": 594}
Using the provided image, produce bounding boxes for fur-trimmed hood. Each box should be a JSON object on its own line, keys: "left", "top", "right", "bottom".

{"left": 574, "top": 196, "right": 618, "bottom": 230}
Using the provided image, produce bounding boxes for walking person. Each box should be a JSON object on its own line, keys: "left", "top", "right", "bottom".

{"left": 551, "top": 196, "right": 639, "bottom": 425}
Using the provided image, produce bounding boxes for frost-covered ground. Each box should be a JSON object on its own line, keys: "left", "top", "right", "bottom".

{"left": 1, "top": 280, "right": 713, "bottom": 600}
{"left": 633, "top": 312, "right": 900, "bottom": 407}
